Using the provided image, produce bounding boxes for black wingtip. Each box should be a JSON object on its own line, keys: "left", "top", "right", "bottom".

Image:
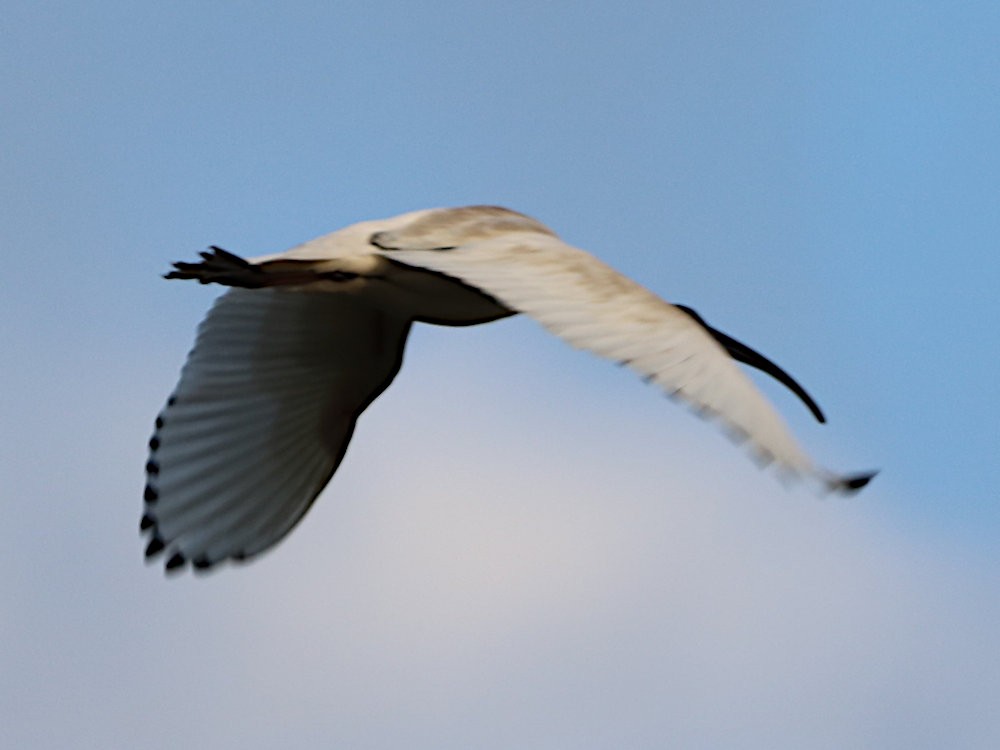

{"left": 165, "top": 552, "right": 187, "bottom": 572}
{"left": 836, "top": 471, "right": 878, "bottom": 493}
{"left": 145, "top": 536, "right": 166, "bottom": 559}
{"left": 192, "top": 556, "right": 215, "bottom": 573}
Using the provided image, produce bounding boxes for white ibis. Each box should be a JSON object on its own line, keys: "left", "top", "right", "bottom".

{"left": 143, "top": 206, "right": 875, "bottom": 573}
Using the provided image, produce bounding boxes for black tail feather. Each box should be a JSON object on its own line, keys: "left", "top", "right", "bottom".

{"left": 165, "top": 247, "right": 267, "bottom": 287}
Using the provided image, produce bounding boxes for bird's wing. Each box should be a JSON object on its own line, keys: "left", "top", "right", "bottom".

{"left": 143, "top": 287, "right": 410, "bottom": 572}
{"left": 373, "top": 230, "right": 864, "bottom": 492}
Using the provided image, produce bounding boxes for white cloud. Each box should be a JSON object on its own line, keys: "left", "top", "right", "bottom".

{"left": 3, "top": 324, "right": 998, "bottom": 750}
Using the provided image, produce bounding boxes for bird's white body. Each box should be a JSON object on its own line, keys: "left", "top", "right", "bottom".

{"left": 144, "top": 206, "right": 873, "bottom": 572}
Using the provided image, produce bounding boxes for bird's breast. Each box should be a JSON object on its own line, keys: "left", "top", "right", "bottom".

{"left": 377, "top": 260, "right": 514, "bottom": 327}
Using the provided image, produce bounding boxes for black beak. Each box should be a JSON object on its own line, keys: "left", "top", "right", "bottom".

{"left": 674, "top": 305, "right": 827, "bottom": 424}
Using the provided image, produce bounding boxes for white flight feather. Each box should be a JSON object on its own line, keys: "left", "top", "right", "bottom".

{"left": 374, "top": 233, "right": 818, "bottom": 479}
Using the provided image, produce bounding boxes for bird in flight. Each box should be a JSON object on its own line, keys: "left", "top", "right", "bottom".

{"left": 143, "top": 205, "right": 875, "bottom": 573}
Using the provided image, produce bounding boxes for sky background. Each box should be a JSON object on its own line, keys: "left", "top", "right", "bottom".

{"left": 2, "top": 1, "right": 999, "bottom": 748}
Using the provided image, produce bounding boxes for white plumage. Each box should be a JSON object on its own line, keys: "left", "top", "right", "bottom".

{"left": 143, "top": 205, "right": 874, "bottom": 573}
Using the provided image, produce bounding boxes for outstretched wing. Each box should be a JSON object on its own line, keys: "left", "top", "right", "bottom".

{"left": 373, "top": 227, "right": 869, "bottom": 492}
{"left": 143, "top": 287, "right": 411, "bottom": 572}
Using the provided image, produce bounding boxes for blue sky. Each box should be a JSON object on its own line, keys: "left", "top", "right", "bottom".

{"left": 2, "top": 2, "right": 998, "bottom": 748}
